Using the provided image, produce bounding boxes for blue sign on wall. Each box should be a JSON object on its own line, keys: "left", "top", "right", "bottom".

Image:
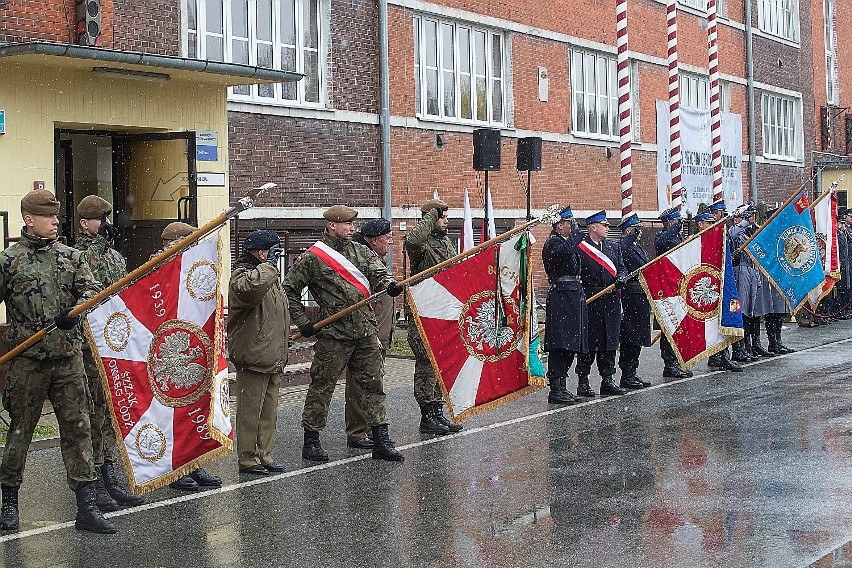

{"left": 0, "top": 110, "right": 5, "bottom": 135}
{"left": 196, "top": 130, "right": 218, "bottom": 161}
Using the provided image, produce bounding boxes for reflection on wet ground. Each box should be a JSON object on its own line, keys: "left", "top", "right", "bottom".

{"left": 1, "top": 322, "right": 851, "bottom": 567}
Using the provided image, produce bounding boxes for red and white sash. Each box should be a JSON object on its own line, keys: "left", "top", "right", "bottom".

{"left": 307, "top": 241, "right": 372, "bottom": 298}
{"left": 579, "top": 240, "right": 617, "bottom": 278}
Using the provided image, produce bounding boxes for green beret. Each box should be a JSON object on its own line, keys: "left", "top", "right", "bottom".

{"left": 76, "top": 195, "right": 112, "bottom": 219}
{"left": 21, "top": 190, "right": 60, "bottom": 216}
{"left": 161, "top": 222, "right": 196, "bottom": 241}
{"left": 421, "top": 199, "right": 449, "bottom": 214}
{"left": 324, "top": 205, "right": 358, "bottom": 223}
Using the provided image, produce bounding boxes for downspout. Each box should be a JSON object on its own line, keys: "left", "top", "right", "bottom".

{"left": 745, "top": 0, "right": 758, "bottom": 202}
{"left": 378, "top": 0, "right": 393, "bottom": 265}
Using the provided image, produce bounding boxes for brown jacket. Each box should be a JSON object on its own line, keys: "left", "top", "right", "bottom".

{"left": 227, "top": 253, "right": 290, "bottom": 374}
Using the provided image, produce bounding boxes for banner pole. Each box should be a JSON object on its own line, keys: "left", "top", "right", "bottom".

{"left": 0, "top": 183, "right": 274, "bottom": 367}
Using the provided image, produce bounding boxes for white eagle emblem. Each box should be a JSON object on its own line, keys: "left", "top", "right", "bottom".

{"left": 151, "top": 331, "right": 207, "bottom": 392}
{"left": 465, "top": 298, "right": 514, "bottom": 350}
{"left": 688, "top": 276, "right": 720, "bottom": 308}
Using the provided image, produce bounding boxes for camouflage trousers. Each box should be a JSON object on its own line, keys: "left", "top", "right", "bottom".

{"left": 83, "top": 349, "right": 119, "bottom": 467}
{"left": 407, "top": 323, "right": 443, "bottom": 408}
{"left": 1, "top": 354, "right": 96, "bottom": 490}
{"left": 344, "top": 348, "right": 386, "bottom": 443}
{"left": 302, "top": 334, "right": 387, "bottom": 432}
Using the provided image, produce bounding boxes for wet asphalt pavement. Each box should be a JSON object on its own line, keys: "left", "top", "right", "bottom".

{"left": 1, "top": 320, "right": 852, "bottom": 568}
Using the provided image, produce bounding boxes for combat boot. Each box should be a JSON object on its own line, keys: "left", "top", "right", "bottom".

{"left": 302, "top": 430, "right": 329, "bottom": 462}
{"left": 577, "top": 376, "right": 595, "bottom": 397}
{"left": 768, "top": 316, "right": 795, "bottom": 354}
{"left": 750, "top": 329, "right": 775, "bottom": 357}
{"left": 720, "top": 349, "right": 743, "bottom": 372}
{"left": 94, "top": 470, "right": 120, "bottom": 512}
{"left": 371, "top": 424, "right": 404, "bottom": 462}
{"left": 599, "top": 377, "right": 626, "bottom": 396}
{"left": 732, "top": 340, "right": 751, "bottom": 363}
{"left": 0, "top": 485, "right": 19, "bottom": 530}
{"left": 432, "top": 402, "right": 463, "bottom": 432}
{"left": 619, "top": 373, "right": 645, "bottom": 390}
{"left": 75, "top": 483, "right": 118, "bottom": 534}
{"left": 741, "top": 335, "right": 757, "bottom": 361}
{"left": 707, "top": 353, "right": 723, "bottom": 370}
{"left": 100, "top": 463, "right": 143, "bottom": 506}
{"left": 419, "top": 404, "right": 450, "bottom": 435}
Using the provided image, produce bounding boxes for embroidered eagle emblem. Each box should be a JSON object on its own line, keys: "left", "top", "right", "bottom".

{"left": 151, "top": 331, "right": 207, "bottom": 392}
{"left": 464, "top": 298, "right": 514, "bottom": 351}
{"left": 688, "top": 276, "right": 720, "bottom": 308}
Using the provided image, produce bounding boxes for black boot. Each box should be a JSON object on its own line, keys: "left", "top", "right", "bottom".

{"left": 75, "top": 482, "right": 118, "bottom": 534}
{"left": 619, "top": 373, "right": 645, "bottom": 390}
{"left": 707, "top": 353, "right": 723, "bottom": 370}
{"left": 432, "top": 402, "right": 463, "bottom": 432}
{"left": 720, "top": 348, "right": 743, "bottom": 372}
{"left": 732, "top": 339, "right": 751, "bottom": 362}
{"left": 599, "top": 376, "right": 626, "bottom": 396}
{"left": 302, "top": 430, "right": 329, "bottom": 462}
{"left": 94, "top": 470, "right": 120, "bottom": 512}
{"left": 0, "top": 485, "right": 19, "bottom": 530}
{"left": 770, "top": 315, "right": 795, "bottom": 353}
{"left": 576, "top": 376, "right": 595, "bottom": 397}
{"left": 189, "top": 468, "right": 222, "bottom": 487}
{"left": 766, "top": 315, "right": 781, "bottom": 354}
{"left": 750, "top": 324, "right": 775, "bottom": 357}
{"left": 741, "top": 334, "right": 757, "bottom": 361}
{"left": 100, "top": 463, "right": 143, "bottom": 506}
{"left": 419, "top": 404, "right": 450, "bottom": 435}
{"left": 371, "top": 424, "right": 404, "bottom": 462}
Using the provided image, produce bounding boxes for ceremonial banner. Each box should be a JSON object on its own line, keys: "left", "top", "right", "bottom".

{"left": 84, "top": 234, "right": 232, "bottom": 493}
{"left": 745, "top": 190, "right": 825, "bottom": 313}
{"left": 640, "top": 223, "right": 743, "bottom": 368}
{"left": 515, "top": 233, "right": 545, "bottom": 379}
{"left": 808, "top": 187, "right": 839, "bottom": 308}
{"left": 407, "top": 233, "right": 545, "bottom": 422}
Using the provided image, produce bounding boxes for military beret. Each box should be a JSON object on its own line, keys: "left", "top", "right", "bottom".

{"left": 659, "top": 207, "right": 681, "bottom": 222}
{"left": 21, "top": 189, "right": 60, "bottom": 216}
{"left": 361, "top": 218, "right": 391, "bottom": 238}
{"left": 244, "top": 229, "right": 281, "bottom": 251}
{"left": 161, "top": 222, "right": 196, "bottom": 241}
{"left": 76, "top": 195, "right": 112, "bottom": 219}
{"left": 421, "top": 199, "right": 449, "bottom": 214}
{"left": 324, "top": 205, "right": 358, "bottom": 223}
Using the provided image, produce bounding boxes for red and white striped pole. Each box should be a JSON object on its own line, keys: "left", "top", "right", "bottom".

{"left": 667, "top": 0, "right": 683, "bottom": 211}
{"left": 707, "top": 0, "right": 724, "bottom": 205}
{"left": 617, "top": 0, "right": 633, "bottom": 221}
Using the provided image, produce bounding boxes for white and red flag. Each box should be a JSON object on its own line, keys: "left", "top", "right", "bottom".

{"left": 462, "top": 188, "right": 475, "bottom": 252}
{"left": 84, "top": 233, "right": 232, "bottom": 493}
{"left": 407, "top": 234, "right": 545, "bottom": 422}
{"left": 808, "top": 186, "right": 839, "bottom": 309}
{"left": 639, "top": 223, "right": 743, "bottom": 368}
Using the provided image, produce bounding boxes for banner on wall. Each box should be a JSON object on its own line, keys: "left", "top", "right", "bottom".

{"left": 656, "top": 102, "right": 744, "bottom": 213}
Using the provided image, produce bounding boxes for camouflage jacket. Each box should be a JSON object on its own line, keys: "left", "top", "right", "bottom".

{"left": 75, "top": 232, "right": 127, "bottom": 289}
{"left": 283, "top": 230, "right": 394, "bottom": 341}
{"left": 0, "top": 229, "right": 101, "bottom": 359}
{"left": 404, "top": 209, "right": 454, "bottom": 275}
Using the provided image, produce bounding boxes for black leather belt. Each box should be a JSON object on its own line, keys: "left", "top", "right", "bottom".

{"left": 553, "top": 276, "right": 581, "bottom": 283}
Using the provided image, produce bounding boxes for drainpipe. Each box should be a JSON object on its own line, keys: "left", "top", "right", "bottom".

{"left": 378, "top": 0, "right": 393, "bottom": 265}
{"left": 745, "top": 0, "right": 758, "bottom": 202}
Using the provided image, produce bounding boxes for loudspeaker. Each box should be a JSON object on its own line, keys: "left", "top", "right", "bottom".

{"left": 517, "top": 137, "right": 542, "bottom": 171}
{"left": 76, "top": 0, "right": 101, "bottom": 46}
{"left": 473, "top": 128, "right": 501, "bottom": 171}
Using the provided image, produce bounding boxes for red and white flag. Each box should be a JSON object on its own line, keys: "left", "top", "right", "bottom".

{"left": 407, "top": 234, "right": 545, "bottom": 421}
{"left": 462, "top": 188, "right": 475, "bottom": 252}
{"left": 639, "top": 223, "right": 743, "bottom": 368}
{"left": 84, "top": 233, "right": 232, "bottom": 493}
{"left": 808, "top": 187, "right": 839, "bottom": 309}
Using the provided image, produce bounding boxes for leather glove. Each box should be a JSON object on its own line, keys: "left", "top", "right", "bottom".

{"left": 299, "top": 321, "right": 318, "bottom": 338}
{"left": 97, "top": 211, "right": 118, "bottom": 241}
{"left": 54, "top": 307, "right": 79, "bottom": 330}
{"left": 614, "top": 278, "right": 627, "bottom": 290}
{"left": 267, "top": 244, "right": 283, "bottom": 265}
{"left": 386, "top": 281, "right": 404, "bottom": 297}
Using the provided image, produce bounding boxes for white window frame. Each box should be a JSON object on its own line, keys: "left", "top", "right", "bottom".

{"left": 570, "top": 49, "right": 619, "bottom": 141}
{"left": 680, "top": 72, "right": 710, "bottom": 111}
{"left": 824, "top": 0, "right": 839, "bottom": 105}
{"left": 185, "top": 0, "right": 326, "bottom": 107}
{"left": 761, "top": 92, "right": 802, "bottom": 161}
{"left": 757, "top": 0, "right": 800, "bottom": 42}
{"left": 413, "top": 15, "right": 506, "bottom": 126}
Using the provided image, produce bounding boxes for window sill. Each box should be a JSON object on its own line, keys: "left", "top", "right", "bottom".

{"left": 752, "top": 28, "right": 800, "bottom": 48}
{"left": 414, "top": 113, "right": 508, "bottom": 130}
{"left": 571, "top": 130, "right": 619, "bottom": 144}
{"left": 759, "top": 154, "right": 804, "bottom": 166}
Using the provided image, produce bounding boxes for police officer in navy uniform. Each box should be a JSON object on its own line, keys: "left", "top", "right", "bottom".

{"left": 654, "top": 207, "right": 693, "bottom": 379}
{"left": 541, "top": 206, "right": 586, "bottom": 405}
{"left": 616, "top": 213, "right": 651, "bottom": 390}
{"left": 575, "top": 211, "right": 627, "bottom": 397}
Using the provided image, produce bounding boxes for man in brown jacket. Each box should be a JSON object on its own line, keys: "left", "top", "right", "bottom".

{"left": 346, "top": 218, "right": 395, "bottom": 449}
{"left": 228, "top": 230, "right": 290, "bottom": 475}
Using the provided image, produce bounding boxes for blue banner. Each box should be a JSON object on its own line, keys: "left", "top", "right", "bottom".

{"left": 721, "top": 229, "right": 743, "bottom": 330}
{"left": 745, "top": 190, "right": 825, "bottom": 312}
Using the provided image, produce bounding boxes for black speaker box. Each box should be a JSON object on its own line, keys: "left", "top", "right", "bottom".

{"left": 473, "top": 128, "right": 501, "bottom": 171}
{"left": 517, "top": 137, "right": 542, "bottom": 171}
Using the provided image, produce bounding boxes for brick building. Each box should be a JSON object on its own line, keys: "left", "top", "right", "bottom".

{"left": 0, "top": 0, "right": 847, "bottom": 288}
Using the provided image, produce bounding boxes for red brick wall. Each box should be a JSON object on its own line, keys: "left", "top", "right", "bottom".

{"left": 329, "top": 0, "right": 380, "bottom": 113}
{"left": 110, "top": 0, "right": 180, "bottom": 54}
{"left": 0, "top": 0, "right": 113, "bottom": 45}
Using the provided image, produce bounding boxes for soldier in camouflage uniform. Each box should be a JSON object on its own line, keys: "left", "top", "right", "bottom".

{"left": 404, "top": 199, "right": 463, "bottom": 435}
{"left": 283, "top": 205, "right": 404, "bottom": 462}
{"left": 75, "top": 196, "right": 143, "bottom": 510}
{"left": 0, "top": 189, "right": 116, "bottom": 534}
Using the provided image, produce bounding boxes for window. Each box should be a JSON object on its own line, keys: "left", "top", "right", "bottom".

{"left": 413, "top": 16, "right": 505, "bottom": 124}
{"left": 824, "top": 0, "right": 839, "bottom": 104}
{"left": 761, "top": 93, "right": 801, "bottom": 160}
{"left": 679, "top": 0, "right": 726, "bottom": 14}
{"left": 186, "top": 0, "right": 324, "bottom": 105}
{"left": 680, "top": 73, "right": 710, "bottom": 110}
{"left": 571, "top": 50, "right": 618, "bottom": 139}
{"left": 758, "top": 0, "right": 799, "bottom": 42}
